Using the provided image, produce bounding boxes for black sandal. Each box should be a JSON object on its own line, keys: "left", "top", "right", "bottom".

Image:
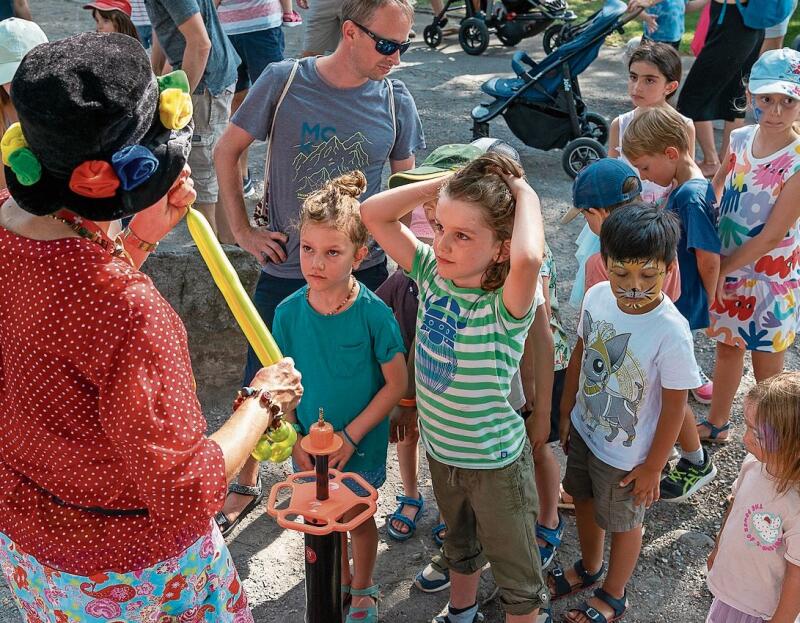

{"left": 214, "top": 482, "right": 264, "bottom": 538}
{"left": 566, "top": 587, "right": 627, "bottom": 622}
{"left": 548, "top": 559, "right": 606, "bottom": 601}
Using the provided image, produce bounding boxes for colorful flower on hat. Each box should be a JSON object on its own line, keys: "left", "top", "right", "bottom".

{"left": 1, "top": 122, "right": 42, "bottom": 186}
{"left": 156, "top": 70, "right": 192, "bottom": 131}
{"left": 69, "top": 160, "right": 120, "bottom": 198}
{"left": 111, "top": 145, "right": 159, "bottom": 191}
{"left": 1, "top": 122, "right": 27, "bottom": 166}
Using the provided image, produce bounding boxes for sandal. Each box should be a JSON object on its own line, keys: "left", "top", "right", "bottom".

{"left": 536, "top": 515, "right": 565, "bottom": 569}
{"left": 548, "top": 559, "right": 606, "bottom": 601}
{"left": 214, "top": 482, "right": 264, "bottom": 538}
{"left": 566, "top": 587, "right": 627, "bottom": 623}
{"left": 697, "top": 419, "right": 731, "bottom": 444}
{"left": 386, "top": 493, "right": 424, "bottom": 542}
{"left": 346, "top": 584, "right": 379, "bottom": 623}
{"left": 432, "top": 522, "right": 447, "bottom": 547}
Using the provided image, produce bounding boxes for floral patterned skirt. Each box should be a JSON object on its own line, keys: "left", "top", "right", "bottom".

{"left": 0, "top": 522, "right": 253, "bottom": 622}
{"left": 707, "top": 275, "right": 799, "bottom": 353}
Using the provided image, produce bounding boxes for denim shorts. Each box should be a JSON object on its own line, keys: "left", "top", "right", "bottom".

{"left": 291, "top": 460, "right": 386, "bottom": 497}
{"left": 135, "top": 24, "right": 152, "bottom": 49}
{"left": 229, "top": 27, "right": 285, "bottom": 93}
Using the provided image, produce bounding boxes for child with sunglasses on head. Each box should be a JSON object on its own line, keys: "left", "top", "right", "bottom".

{"left": 557, "top": 204, "right": 701, "bottom": 623}
{"left": 701, "top": 48, "right": 800, "bottom": 445}
{"left": 706, "top": 372, "right": 800, "bottom": 623}
{"left": 362, "top": 153, "right": 550, "bottom": 623}
{"left": 275, "top": 172, "right": 408, "bottom": 623}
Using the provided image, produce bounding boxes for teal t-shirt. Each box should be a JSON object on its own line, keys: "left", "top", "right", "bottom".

{"left": 272, "top": 284, "right": 405, "bottom": 472}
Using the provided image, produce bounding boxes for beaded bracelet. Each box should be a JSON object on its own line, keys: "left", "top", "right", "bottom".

{"left": 342, "top": 428, "right": 365, "bottom": 457}
{"left": 233, "top": 386, "right": 282, "bottom": 428}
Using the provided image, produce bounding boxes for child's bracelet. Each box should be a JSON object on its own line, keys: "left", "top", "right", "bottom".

{"left": 398, "top": 397, "right": 417, "bottom": 408}
{"left": 342, "top": 429, "right": 365, "bottom": 457}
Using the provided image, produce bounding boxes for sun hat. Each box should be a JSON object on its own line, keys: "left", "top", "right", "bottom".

{"left": 2, "top": 32, "right": 193, "bottom": 221}
{"left": 83, "top": 0, "right": 132, "bottom": 16}
{"left": 388, "top": 138, "right": 522, "bottom": 189}
{"left": 0, "top": 18, "right": 48, "bottom": 86}
{"left": 748, "top": 47, "right": 800, "bottom": 99}
{"left": 562, "top": 158, "right": 642, "bottom": 224}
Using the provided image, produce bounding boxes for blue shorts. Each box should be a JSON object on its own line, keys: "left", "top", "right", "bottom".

{"left": 229, "top": 27, "right": 285, "bottom": 93}
{"left": 135, "top": 24, "right": 152, "bottom": 49}
{"left": 292, "top": 460, "right": 386, "bottom": 498}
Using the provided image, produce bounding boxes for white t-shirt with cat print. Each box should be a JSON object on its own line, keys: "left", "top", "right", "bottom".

{"left": 570, "top": 283, "right": 700, "bottom": 471}
{"left": 708, "top": 455, "right": 800, "bottom": 621}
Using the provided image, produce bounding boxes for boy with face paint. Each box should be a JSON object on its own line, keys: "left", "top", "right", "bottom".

{"left": 622, "top": 106, "right": 721, "bottom": 503}
{"left": 554, "top": 205, "right": 701, "bottom": 623}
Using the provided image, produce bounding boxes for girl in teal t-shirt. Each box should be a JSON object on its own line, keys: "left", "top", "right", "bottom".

{"left": 274, "top": 171, "right": 406, "bottom": 623}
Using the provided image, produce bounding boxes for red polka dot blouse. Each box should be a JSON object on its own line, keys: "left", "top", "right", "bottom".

{"left": 0, "top": 219, "right": 227, "bottom": 576}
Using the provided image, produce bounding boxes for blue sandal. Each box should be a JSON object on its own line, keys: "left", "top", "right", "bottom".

{"left": 536, "top": 514, "right": 564, "bottom": 569}
{"left": 345, "top": 584, "right": 379, "bottom": 623}
{"left": 386, "top": 493, "right": 424, "bottom": 541}
{"left": 548, "top": 559, "right": 606, "bottom": 601}
{"left": 566, "top": 588, "right": 627, "bottom": 623}
{"left": 432, "top": 522, "right": 447, "bottom": 547}
{"left": 697, "top": 419, "right": 731, "bottom": 444}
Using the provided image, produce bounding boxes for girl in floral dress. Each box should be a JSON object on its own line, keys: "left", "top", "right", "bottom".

{"left": 701, "top": 48, "right": 800, "bottom": 442}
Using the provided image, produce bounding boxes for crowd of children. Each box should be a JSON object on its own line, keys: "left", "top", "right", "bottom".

{"left": 265, "top": 42, "right": 800, "bottom": 623}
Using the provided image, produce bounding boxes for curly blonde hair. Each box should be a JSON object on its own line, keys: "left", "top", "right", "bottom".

{"left": 299, "top": 171, "right": 370, "bottom": 249}
{"left": 746, "top": 372, "right": 800, "bottom": 495}
{"left": 439, "top": 152, "right": 524, "bottom": 291}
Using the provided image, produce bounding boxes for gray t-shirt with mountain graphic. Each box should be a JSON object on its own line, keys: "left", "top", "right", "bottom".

{"left": 232, "top": 57, "right": 425, "bottom": 279}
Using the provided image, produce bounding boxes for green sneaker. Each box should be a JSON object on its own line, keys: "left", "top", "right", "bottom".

{"left": 660, "top": 448, "right": 717, "bottom": 503}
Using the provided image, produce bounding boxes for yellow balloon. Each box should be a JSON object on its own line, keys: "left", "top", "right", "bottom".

{"left": 1, "top": 122, "right": 27, "bottom": 166}
{"left": 186, "top": 208, "right": 282, "bottom": 367}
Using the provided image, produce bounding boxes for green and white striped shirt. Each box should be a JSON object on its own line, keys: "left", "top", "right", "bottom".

{"left": 410, "top": 244, "right": 541, "bottom": 469}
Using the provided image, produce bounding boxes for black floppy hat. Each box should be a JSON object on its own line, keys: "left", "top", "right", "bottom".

{"left": 3, "top": 32, "right": 193, "bottom": 221}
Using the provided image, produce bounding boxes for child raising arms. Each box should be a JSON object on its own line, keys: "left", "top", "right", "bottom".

{"left": 362, "top": 153, "right": 547, "bottom": 623}
{"left": 707, "top": 372, "right": 800, "bottom": 623}
{"left": 275, "top": 172, "right": 407, "bottom": 623}
{"left": 703, "top": 48, "right": 800, "bottom": 443}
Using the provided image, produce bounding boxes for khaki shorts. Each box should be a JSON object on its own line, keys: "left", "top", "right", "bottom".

{"left": 427, "top": 441, "right": 548, "bottom": 616}
{"left": 302, "top": 0, "right": 343, "bottom": 54}
{"left": 189, "top": 87, "right": 234, "bottom": 205}
{"left": 562, "top": 425, "right": 645, "bottom": 533}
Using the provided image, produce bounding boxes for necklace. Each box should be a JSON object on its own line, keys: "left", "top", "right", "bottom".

{"left": 306, "top": 277, "right": 357, "bottom": 316}
{"left": 49, "top": 211, "right": 132, "bottom": 265}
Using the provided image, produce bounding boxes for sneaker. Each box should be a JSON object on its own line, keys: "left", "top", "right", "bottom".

{"left": 691, "top": 369, "right": 713, "bottom": 405}
{"left": 660, "top": 448, "right": 717, "bottom": 503}
{"left": 242, "top": 172, "right": 256, "bottom": 198}
{"left": 414, "top": 563, "right": 450, "bottom": 593}
{"left": 282, "top": 10, "right": 303, "bottom": 26}
{"left": 432, "top": 604, "right": 483, "bottom": 623}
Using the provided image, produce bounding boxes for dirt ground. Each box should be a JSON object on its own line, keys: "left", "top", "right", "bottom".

{"left": 2, "top": 2, "right": 799, "bottom": 622}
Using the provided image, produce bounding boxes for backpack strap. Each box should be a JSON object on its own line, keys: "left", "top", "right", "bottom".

{"left": 263, "top": 59, "right": 300, "bottom": 196}
{"left": 385, "top": 77, "right": 398, "bottom": 161}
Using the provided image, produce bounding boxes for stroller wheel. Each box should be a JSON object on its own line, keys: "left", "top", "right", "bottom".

{"left": 542, "top": 23, "right": 567, "bottom": 54}
{"left": 562, "top": 138, "right": 606, "bottom": 179}
{"left": 423, "top": 24, "right": 443, "bottom": 48}
{"left": 459, "top": 17, "right": 490, "bottom": 56}
{"left": 583, "top": 112, "right": 610, "bottom": 146}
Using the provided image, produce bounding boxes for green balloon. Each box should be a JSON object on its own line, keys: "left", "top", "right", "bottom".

{"left": 9, "top": 147, "right": 41, "bottom": 186}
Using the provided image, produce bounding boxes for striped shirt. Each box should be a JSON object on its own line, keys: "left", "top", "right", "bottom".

{"left": 129, "top": 0, "right": 150, "bottom": 26}
{"left": 217, "top": 0, "right": 281, "bottom": 35}
{"left": 410, "top": 243, "right": 541, "bottom": 469}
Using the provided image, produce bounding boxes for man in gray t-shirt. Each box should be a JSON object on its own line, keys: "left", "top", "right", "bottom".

{"left": 214, "top": 0, "right": 423, "bottom": 538}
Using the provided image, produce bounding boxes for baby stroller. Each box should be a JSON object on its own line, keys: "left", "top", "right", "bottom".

{"left": 423, "top": 0, "right": 577, "bottom": 56}
{"left": 470, "top": 0, "right": 641, "bottom": 178}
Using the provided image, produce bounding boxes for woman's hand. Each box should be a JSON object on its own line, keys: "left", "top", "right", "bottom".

{"left": 129, "top": 164, "right": 196, "bottom": 244}
{"left": 249, "top": 357, "right": 303, "bottom": 414}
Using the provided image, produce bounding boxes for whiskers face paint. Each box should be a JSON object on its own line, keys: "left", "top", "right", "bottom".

{"left": 607, "top": 258, "right": 667, "bottom": 311}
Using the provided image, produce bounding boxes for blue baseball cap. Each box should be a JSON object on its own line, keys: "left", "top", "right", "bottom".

{"left": 562, "top": 158, "right": 642, "bottom": 224}
{"left": 749, "top": 48, "right": 800, "bottom": 100}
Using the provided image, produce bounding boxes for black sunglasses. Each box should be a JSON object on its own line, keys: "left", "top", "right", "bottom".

{"left": 351, "top": 21, "right": 412, "bottom": 56}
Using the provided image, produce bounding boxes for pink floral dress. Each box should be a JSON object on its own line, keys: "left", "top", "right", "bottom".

{"left": 708, "top": 125, "right": 800, "bottom": 352}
